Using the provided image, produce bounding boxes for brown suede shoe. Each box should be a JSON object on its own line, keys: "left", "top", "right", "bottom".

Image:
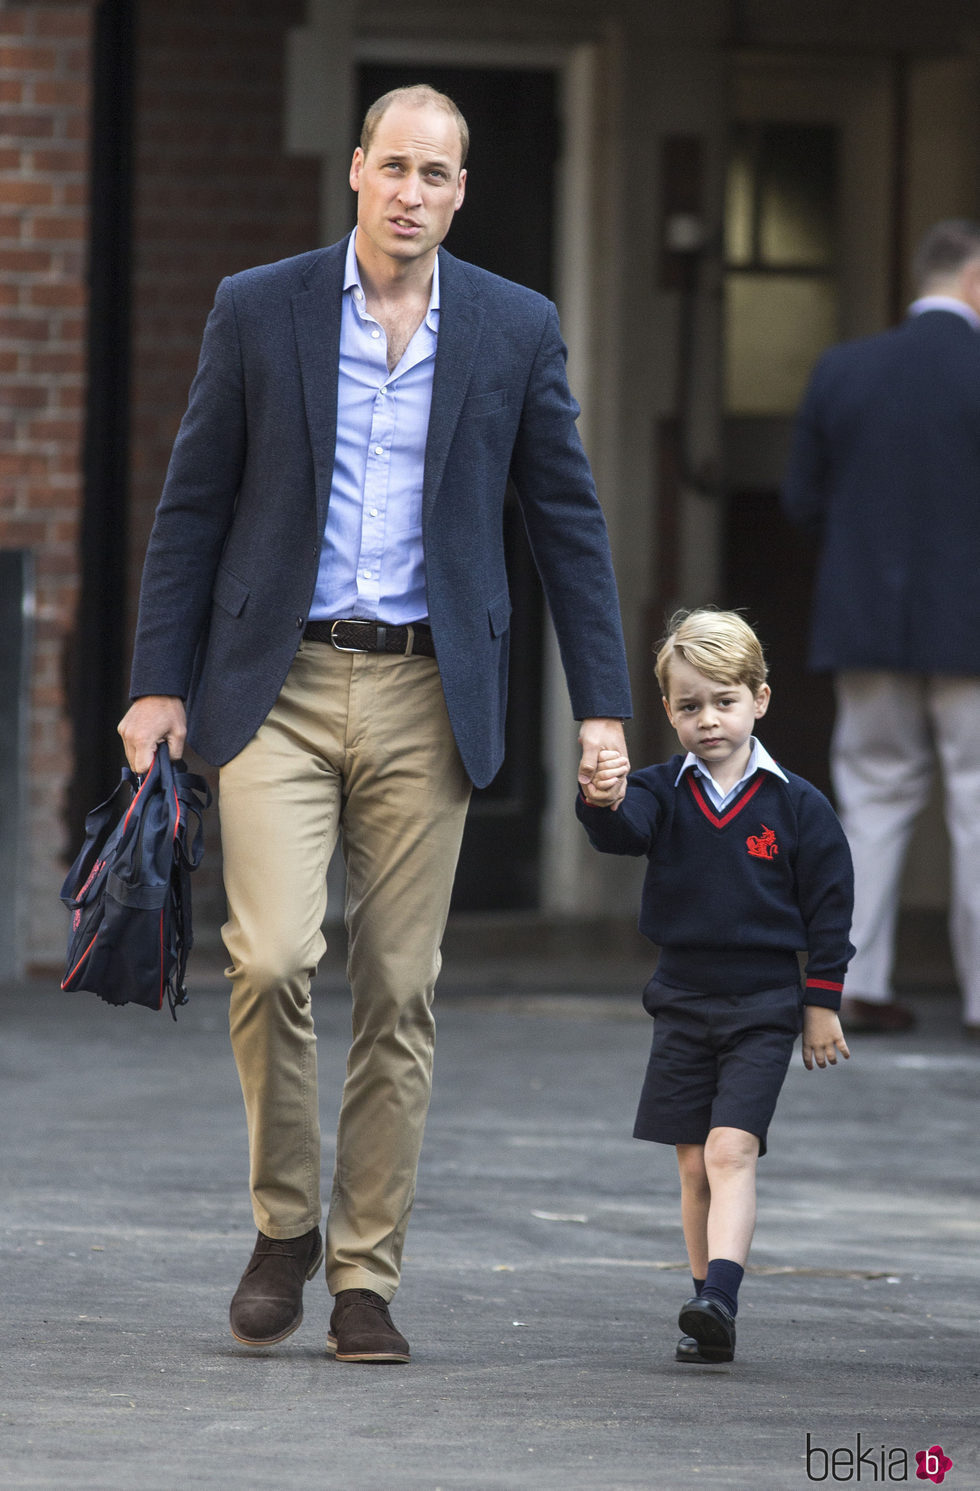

{"left": 327, "top": 1289, "right": 410, "bottom": 1363}
{"left": 229, "top": 1226, "right": 323, "bottom": 1346}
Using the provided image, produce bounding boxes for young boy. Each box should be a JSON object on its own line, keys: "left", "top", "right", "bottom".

{"left": 577, "top": 608, "right": 853, "bottom": 1364}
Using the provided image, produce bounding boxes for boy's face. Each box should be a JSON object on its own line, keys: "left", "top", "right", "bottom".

{"left": 662, "top": 656, "right": 770, "bottom": 776}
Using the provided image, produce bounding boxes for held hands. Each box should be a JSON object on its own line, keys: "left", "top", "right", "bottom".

{"left": 117, "top": 695, "right": 187, "bottom": 776}
{"left": 802, "top": 1006, "right": 851, "bottom": 1071}
{"left": 579, "top": 734, "right": 630, "bottom": 809}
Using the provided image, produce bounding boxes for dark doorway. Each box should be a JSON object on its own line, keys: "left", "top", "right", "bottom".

{"left": 357, "top": 64, "right": 559, "bottom": 909}
{"left": 68, "top": 0, "right": 134, "bottom": 848}
{"left": 722, "top": 488, "right": 835, "bottom": 797}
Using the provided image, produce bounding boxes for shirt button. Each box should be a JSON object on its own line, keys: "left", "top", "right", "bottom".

{"left": 354, "top": 288, "right": 363, "bottom": 300}
{"left": 379, "top": 386, "right": 387, "bottom": 395}
{"left": 374, "top": 445, "right": 384, "bottom": 455}
{"left": 362, "top": 570, "right": 372, "bottom": 579}
{"left": 369, "top": 508, "right": 378, "bottom": 517}
{"left": 371, "top": 329, "right": 381, "bottom": 339}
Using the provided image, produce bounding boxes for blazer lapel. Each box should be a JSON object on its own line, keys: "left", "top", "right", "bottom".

{"left": 291, "top": 243, "right": 346, "bottom": 532}
{"left": 423, "top": 249, "right": 485, "bottom": 526}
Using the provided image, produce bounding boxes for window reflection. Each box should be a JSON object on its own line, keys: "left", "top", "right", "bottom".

{"left": 725, "top": 122, "right": 840, "bottom": 414}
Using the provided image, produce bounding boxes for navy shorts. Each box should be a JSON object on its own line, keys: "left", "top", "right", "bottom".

{"left": 633, "top": 978, "right": 803, "bottom": 1157}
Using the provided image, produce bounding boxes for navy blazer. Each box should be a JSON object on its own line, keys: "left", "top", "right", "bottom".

{"left": 129, "top": 240, "right": 632, "bottom": 786}
{"left": 781, "top": 309, "right": 980, "bottom": 675}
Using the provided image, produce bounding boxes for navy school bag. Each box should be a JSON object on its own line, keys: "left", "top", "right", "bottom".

{"left": 60, "top": 742, "right": 211, "bottom": 1018}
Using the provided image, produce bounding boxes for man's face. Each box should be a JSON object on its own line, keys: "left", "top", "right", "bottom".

{"left": 350, "top": 101, "right": 466, "bottom": 269}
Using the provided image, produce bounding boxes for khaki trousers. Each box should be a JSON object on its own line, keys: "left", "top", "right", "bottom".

{"left": 218, "top": 639, "right": 471, "bottom": 1300}
{"left": 832, "top": 670, "right": 980, "bottom": 1022}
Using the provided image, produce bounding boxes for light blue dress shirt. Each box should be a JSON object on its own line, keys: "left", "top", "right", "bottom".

{"left": 908, "top": 294, "right": 980, "bottom": 332}
{"left": 310, "top": 231, "right": 438, "bottom": 624}
{"left": 674, "top": 736, "right": 788, "bottom": 813}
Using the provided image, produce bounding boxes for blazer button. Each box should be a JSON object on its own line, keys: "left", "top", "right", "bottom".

{"left": 296, "top": 616, "right": 304, "bottom": 628}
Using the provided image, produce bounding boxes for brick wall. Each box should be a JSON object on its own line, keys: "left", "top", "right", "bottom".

{"left": 0, "top": 2, "right": 94, "bottom": 965}
{"left": 129, "top": 0, "right": 321, "bottom": 941}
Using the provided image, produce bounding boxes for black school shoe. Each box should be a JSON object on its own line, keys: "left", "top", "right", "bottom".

{"left": 677, "top": 1296, "right": 736, "bottom": 1361}
{"left": 676, "top": 1331, "right": 735, "bottom": 1364}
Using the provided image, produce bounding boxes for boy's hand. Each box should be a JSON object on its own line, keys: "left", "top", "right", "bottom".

{"left": 583, "top": 748, "right": 630, "bottom": 809}
{"left": 578, "top": 720, "right": 629, "bottom": 809}
{"left": 802, "top": 1006, "right": 851, "bottom": 1070}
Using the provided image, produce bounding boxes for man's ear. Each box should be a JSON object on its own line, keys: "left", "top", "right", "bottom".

{"left": 349, "top": 147, "right": 364, "bottom": 192}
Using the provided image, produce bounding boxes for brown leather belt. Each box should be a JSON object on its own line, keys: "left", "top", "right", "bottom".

{"left": 303, "top": 618, "right": 436, "bottom": 658}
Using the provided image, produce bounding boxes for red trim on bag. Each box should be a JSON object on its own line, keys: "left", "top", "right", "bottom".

{"left": 61, "top": 930, "right": 99, "bottom": 989}
{"left": 687, "top": 771, "right": 765, "bottom": 828}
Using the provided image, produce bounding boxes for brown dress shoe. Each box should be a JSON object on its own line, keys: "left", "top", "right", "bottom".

{"left": 229, "top": 1226, "right": 323, "bottom": 1346}
{"left": 839, "top": 996, "right": 916, "bottom": 1033}
{"left": 327, "top": 1289, "right": 410, "bottom": 1363}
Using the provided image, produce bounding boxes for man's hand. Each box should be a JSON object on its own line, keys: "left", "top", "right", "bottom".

{"left": 117, "top": 695, "right": 187, "bottom": 776}
{"left": 585, "top": 748, "right": 630, "bottom": 808}
{"left": 802, "top": 1006, "right": 851, "bottom": 1071}
{"left": 578, "top": 718, "right": 629, "bottom": 809}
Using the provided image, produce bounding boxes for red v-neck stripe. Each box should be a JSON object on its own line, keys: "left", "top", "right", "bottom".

{"left": 687, "top": 770, "right": 765, "bottom": 828}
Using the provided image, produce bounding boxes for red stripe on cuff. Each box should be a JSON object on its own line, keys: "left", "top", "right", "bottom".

{"left": 806, "top": 978, "right": 844, "bottom": 992}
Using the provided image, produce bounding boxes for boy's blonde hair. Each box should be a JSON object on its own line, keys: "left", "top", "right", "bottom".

{"left": 655, "top": 608, "right": 768, "bottom": 697}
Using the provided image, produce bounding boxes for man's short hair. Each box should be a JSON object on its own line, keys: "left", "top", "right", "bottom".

{"left": 360, "top": 85, "right": 469, "bottom": 168}
{"left": 912, "top": 219, "right": 980, "bottom": 292}
{"left": 655, "top": 608, "right": 768, "bottom": 697}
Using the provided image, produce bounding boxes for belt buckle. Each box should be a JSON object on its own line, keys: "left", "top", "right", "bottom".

{"left": 329, "top": 619, "right": 375, "bottom": 654}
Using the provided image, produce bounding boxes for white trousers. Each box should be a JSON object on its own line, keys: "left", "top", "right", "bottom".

{"left": 831, "top": 670, "right": 980, "bottom": 1022}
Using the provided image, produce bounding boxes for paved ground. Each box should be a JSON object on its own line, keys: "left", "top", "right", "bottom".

{"left": 1, "top": 957, "right": 978, "bottom": 1490}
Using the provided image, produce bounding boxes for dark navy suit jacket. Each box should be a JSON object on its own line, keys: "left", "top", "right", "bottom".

{"left": 781, "top": 308, "right": 980, "bottom": 675}
{"left": 130, "top": 240, "right": 632, "bottom": 787}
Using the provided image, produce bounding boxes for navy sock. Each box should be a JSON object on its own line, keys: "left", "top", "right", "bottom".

{"left": 693, "top": 1276, "right": 705, "bottom": 1297}
{"left": 701, "top": 1258, "right": 744, "bottom": 1318}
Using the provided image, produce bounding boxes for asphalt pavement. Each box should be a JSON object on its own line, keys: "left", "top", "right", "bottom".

{"left": 2, "top": 949, "right": 978, "bottom": 1490}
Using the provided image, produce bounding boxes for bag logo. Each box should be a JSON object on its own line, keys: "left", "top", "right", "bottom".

{"left": 747, "top": 825, "right": 779, "bottom": 860}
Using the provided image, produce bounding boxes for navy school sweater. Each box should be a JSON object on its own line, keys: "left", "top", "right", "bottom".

{"left": 576, "top": 754, "right": 855, "bottom": 1008}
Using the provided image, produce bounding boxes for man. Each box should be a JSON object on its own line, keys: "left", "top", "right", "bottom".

{"left": 782, "top": 218, "right": 980, "bottom": 1039}
{"left": 119, "top": 85, "right": 632, "bottom": 1362}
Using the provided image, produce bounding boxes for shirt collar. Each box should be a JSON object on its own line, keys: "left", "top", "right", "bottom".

{"left": 344, "top": 229, "right": 441, "bottom": 325}
{"left": 908, "top": 295, "right": 980, "bottom": 332}
{"left": 674, "top": 736, "right": 789, "bottom": 790}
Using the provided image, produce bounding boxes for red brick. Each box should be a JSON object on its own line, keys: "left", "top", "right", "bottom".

{"left": 30, "top": 146, "right": 87, "bottom": 174}
{"left": 56, "top": 315, "right": 85, "bottom": 341}
{"left": 24, "top": 349, "right": 85, "bottom": 375}
{"left": 28, "top": 417, "right": 82, "bottom": 443}
{"left": 0, "top": 112, "right": 55, "bottom": 138}
{"left": 0, "top": 45, "right": 58, "bottom": 71}
{"left": 0, "top": 313, "right": 49, "bottom": 339}
{"left": 0, "top": 179, "right": 55, "bottom": 206}
{"left": 31, "top": 78, "right": 89, "bottom": 109}
{"left": 33, "top": 11, "right": 93, "bottom": 41}
{"left": 3, "top": 383, "right": 50, "bottom": 408}
{"left": 0, "top": 9, "right": 29, "bottom": 36}
{"left": 0, "top": 247, "right": 52, "bottom": 271}
{"left": 26, "top": 213, "right": 87, "bottom": 241}
{"left": 28, "top": 282, "right": 86, "bottom": 308}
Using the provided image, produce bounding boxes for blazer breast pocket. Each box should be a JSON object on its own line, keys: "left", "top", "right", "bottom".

{"left": 212, "top": 564, "right": 250, "bottom": 619}
{"left": 461, "top": 389, "right": 507, "bottom": 421}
